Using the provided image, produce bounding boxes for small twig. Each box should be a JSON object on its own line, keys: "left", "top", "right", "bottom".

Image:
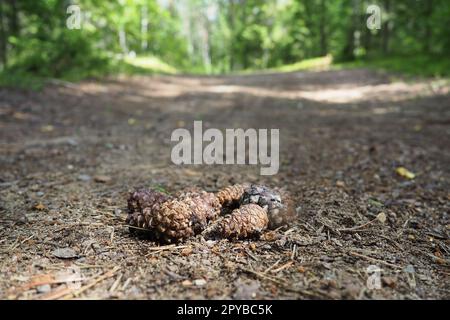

{"left": 61, "top": 266, "right": 120, "bottom": 299}
{"left": 245, "top": 249, "right": 259, "bottom": 262}
{"left": 121, "top": 278, "right": 132, "bottom": 291}
{"left": 263, "top": 259, "right": 281, "bottom": 274}
{"left": 144, "top": 244, "right": 188, "bottom": 256}
{"left": 109, "top": 227, "right": 115, "bottom": 244}
{"left": 239, "top": 266, "right": 286, "bottom": 286}
{"left": 349, "top": 251, "right": 402, "bottom": 269}
{"left": 239, "top": 266, "right": 318, "bottom": 298}
{"left": 291, "top": 244, "right": 297, "bottom": 260}
{"left": 271, "top": 261, "right": 294, "bottom": 274}
{"left": 338, "top": 216, "right": 380, "bottom": 232}
{"left": 109, "top": 273, "right": 123, "bottom": 293}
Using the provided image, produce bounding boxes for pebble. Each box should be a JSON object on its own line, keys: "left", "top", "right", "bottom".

{"left": 94, "top": 175, "right": 111, "bottom": 183}
{"left": 193, "top": 279, "right": 207, "bottom": 287}
{"left": 51, "top": 248, "right": 78, "bottom": 259}
{"left": 77, "top": 174, "right": 91, "bottom": 182}
{"left": 36, "top": 284, "right": 51, "bottom": 294}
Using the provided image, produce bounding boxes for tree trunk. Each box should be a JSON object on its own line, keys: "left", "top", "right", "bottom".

{"left": 423, "top": 0, "right": 433, "bottom": 53}
{"left": 382, "top": 0, "right": 390, "bottom": 54}
{"left": 8, "top": 0, "right": 19, "bottom": 36}
{"left": 0, "top": 1, "right": 7, "bottom": 68}
{"left": 319, "top": 0, "right": 328, "bottom": 56}
{"left": 141, "top": 5, "right": 148, "bottom": 52}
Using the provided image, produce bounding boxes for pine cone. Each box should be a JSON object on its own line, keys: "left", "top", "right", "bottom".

{"left": 213, "top": 204, "right": 269, "bottom": 240}
{"left": 216, "top": 183, "right": 249, "bottom": 209}
{"left": 240, "top": 185, "right": 296, "bottom": 229}
{"left": 126, "top": 188, "right": 171, "bottom": 230}
{"left": 153, "top": 190, "right": 220, "bottom": 242}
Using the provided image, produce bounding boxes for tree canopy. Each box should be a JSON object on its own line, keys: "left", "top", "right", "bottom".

{"left": 0, "top": 0, "right": 449, "bottom": 79}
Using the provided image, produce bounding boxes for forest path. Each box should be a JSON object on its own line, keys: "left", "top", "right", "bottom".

{"left": 0, "top": 69, "right": 449, "bottom": 299}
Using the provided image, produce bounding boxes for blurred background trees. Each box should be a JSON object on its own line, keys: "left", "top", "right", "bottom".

{"left": 0, "top": 0, "right": 449, "bottom": 80}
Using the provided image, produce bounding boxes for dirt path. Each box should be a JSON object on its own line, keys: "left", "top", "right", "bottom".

{"left": 0, "top": 69, "right": 449, "bottom": 299}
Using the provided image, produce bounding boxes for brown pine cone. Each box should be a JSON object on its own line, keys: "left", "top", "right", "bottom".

{"left": 126, "top": 188, "right": 171, "bottom": 230}
{"left": 240, "top": 185, "right": 296, "bottom": 229}
{"left": 153, "top": 191, "right": 220, "bottom": 242}
{"left": 216, "top": 183, "right": 249, "bottom": 209}
{"left": 213, "top": 204, "right": 269, "bottom": 240}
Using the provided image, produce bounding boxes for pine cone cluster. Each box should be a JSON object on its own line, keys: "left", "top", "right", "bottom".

{"left": 125, "top": 183, "right": 295, "bottom": 243}
{"left": 213, "top": 204, "right": 269, "bottom": 240}
{"left": 126, "top": 189, "right": 170, "bottom": 230}
{"left": 216, "top": 183, "right": 249, "bottom": 209}
{"left": 126, "top": 188, "right": 220, "bottom": 243}
{"left": 240, "top": 185, "right": 296, "bottom": 229}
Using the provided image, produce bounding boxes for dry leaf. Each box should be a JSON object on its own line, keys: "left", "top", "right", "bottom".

{"left": 34, "top": 203, "right": 46, "bottom": 211}
{"left": 396, "top": 167, "right": 415, "bottom": 179}
{"left": 180, "top": 247, "right": 193, "bottom": 256}
{"left": 376, "top": 212, "right": 387, "bottom": 223}
{"left": 40, "top": 125, "right": 54, "bottom": 132}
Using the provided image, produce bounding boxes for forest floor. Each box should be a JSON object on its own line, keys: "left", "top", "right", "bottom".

{"left": 0, "top": 69, "right": 449, "bottom": 299}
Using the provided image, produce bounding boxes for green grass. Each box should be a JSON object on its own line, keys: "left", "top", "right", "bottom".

{"left": 334, "top": 54, "right": 450, "bottom": 78}
{"left": 272, "top": 55, "right": 333, "bottom": 72}
{"left": 0, "top": 55, "right": 178, "bottom": 90}
{"left": 233, "top": 55, "right": 333, "bottom": 75}
{"left": 0, "top": 70, "right": 46, "bottom": 90}
{"left": 2, "top": 53, "right": 449, "bottom": 91}
{"left": 124, "top": 55, "right": 177, "bottom": 74}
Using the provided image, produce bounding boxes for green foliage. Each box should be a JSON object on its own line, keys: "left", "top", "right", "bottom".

{"left": 0, "top": 0, "right": 449, "bottom": 86}
{"left": 335, "top": 54, "right": 450, "bottom": 78}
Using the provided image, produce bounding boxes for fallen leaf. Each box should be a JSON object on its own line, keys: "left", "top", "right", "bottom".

{"left": 180, "top": 247, "right": 193, "bottom": 256}
{"left": 40, "top": 125, "right": 54, "bottom": 132}
{"left": 297, "top": 266, "right": 306, "bottom": 273}
{"left": 396, "top": 167, "right": 415, "bottom": 179}
{"left": 34, "top": 203, "right": 46, "bottom": 211}
{"left": 376, "top": 212, "right": 387, "bottom": 223}
{"left": 13, "top": 112, "right": 31, "bottom": 120}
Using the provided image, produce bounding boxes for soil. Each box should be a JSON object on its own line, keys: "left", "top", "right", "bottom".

{"left": 0, "top": 69, "right": 449, "bottom": 299}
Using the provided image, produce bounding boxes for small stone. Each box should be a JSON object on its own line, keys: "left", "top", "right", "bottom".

{"left": 181, "top": 247, "right": 193, "bottom": 256}
{"left": 77, "top": 174, "right": 91, "bottom": 182}
{"left": 94, "top": 175, "right": 111, "bottom": 183}
{"left": 36, "top": 191, "right": 44, "bottom": 197}
{"left": 17, "top": 215, "right": 28, "bottom": 225}
{"left": 382, "top": 276, "right": 396, "bottom": 288}
{"left": 182, "top": 280, "right": 192, "bottom": 287}
{"left": 193, "top": 279, "right": 207, "bottom": 287}
{"left": 51, "top": 248, "right": 78, "bottom": 259}
{"left": 336, "top": 180, "right": 346, "bottom": 188}
{"left": 36, "top": 284, "right": 51, "bottom": 294}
